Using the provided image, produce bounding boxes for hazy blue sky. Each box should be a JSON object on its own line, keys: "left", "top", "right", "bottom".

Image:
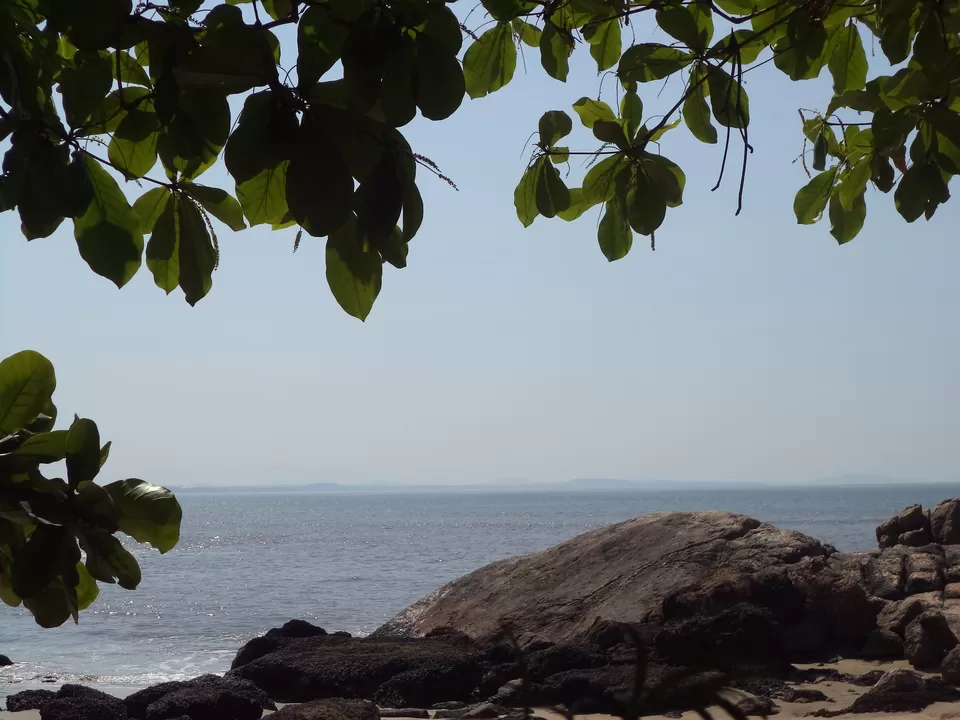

{"left": 1, "top": 17, "right": 957, "bottom": 487}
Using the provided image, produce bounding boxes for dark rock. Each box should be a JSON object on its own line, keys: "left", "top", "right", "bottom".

{"left": 270, "top": 698, "right": 380, "bottom": 720}
{"left": 433, "top": 702, "right": 468, "bottom": 711}
{"left": 424, "top": 627, "right": 474, "bottom": 646}
{"left": 730, "top": 678, "right": 828, "bottom": 704}
{"left": 905, "top": 610, "right": 958, "bottom": 669}
{"left": 267, "top": 619, "right": 329, "bottom": 639}
{"left": 877, "top": 596, "right": 938, "bottom": 637}
{"left": 0, "top": 654, "right": 12, "bottom": 666}
{"left": 859, "top": 629, "right": 904, "bottom": 659}
{"left": 231, "top": 635, "right": 283, "bottom": 669}
{"left": 229, "top": 634, "right": 485, "bottom": 705}
{"left": 788, "top": 555, "right": 876, "bottom": 650}
{"left": 932, "top": 499, "right": 960, "bottom": 546}
{"left": 942, "top": 646, "right": 960, "bottom": 684}
{"left": 40, "top": 698, "right": 125, "bottom": 720}
{"left": 374, "top": 512, "right": 832, "bottom": 643}
{"left": 583, "top": 619, "right": 631, "bottom": 649}
{"left": 333, "top": 631, "right": 354, "bottom": 638}
{"left": 846, "top": 668, "right": 960, "bottom": 713}
{"left": 901, "top": 505, "right": 929, "bottom": 533}
{"left": 901, "top": 529, "right": 935, "bottom": 547}
{"left": 378, "top": 710, "right": 430, "bottom": 718}
{"left": 525, "top": 643, "right": 607, "bottom": 681}
{"left": 461, "top": 703, "right": 506, "bottom": 719}
{"left": 877, "top": 517, "right": 902, "bottom": 550}
{"left": 862, "top": 555, "right": 903, "bottom": 600}
{"left": 126, "top": 675, "right": 274, "bottom": 720}
{"left": 736, "top": 697, "right": 780, "bottom": 717}
{"left": 6, "top": 689, "right": 57, "bottom": 711}
{"left": 432, "top": 711, "right": 463, "bottom": 719}
{"left": 656, "top": 603, "right": 787, "bottom": 668}
{"left": 8, "top": 686, "right": 126, "bottom": 720}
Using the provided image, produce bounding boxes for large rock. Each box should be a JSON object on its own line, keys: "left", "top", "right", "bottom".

{"left": 942, "top": 646, "right": 960, "bottom": 684}
{"left": 7, "top": 686, "right": 126, "bottom": 719}
{"left": 374, "top": 512, "right": 834, "bottom": 647}
{"left": 125, "top": 675, "right": 274, "bottom": 720}
{"left": 269, "top": 698, "right": 379, "bottom": 720}
{"left": 877, "top": 595, "right": 941, "bottom": 637}
{"left": 228, "top": 634, "right": 485, "bottom": 705}
{"left": 932, "top": 499, "right": 960, "bottom": 545}
{"left": 905, "top": 610, "right": 958, "bottom": 669}
{"left": 876, "top": 505, "right": 936, "bottom": 549}
{"left": 0, "top": 654, "right": 12, "bottom": 667}
{"left": 845, "top": 669, "right": 960, "bottom": 713}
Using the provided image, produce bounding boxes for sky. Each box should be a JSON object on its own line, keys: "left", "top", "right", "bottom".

{"left": 1, "top": 11, "right": 958, "bottom": 488}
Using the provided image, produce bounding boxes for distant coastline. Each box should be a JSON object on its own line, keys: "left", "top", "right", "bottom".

{"left": 169, "top": 476, "right": 957, "bottom": 494}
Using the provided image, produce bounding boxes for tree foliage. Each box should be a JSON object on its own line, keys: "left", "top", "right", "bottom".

{"left": 1, "top": 0, "right": 957, "bottom": 319}
{"left": 0, "top": 350, "right": 182, "bottom": 627}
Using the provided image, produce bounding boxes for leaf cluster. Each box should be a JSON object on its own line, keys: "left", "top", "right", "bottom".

{"left": 0, "top": 350, "right": 182, "bottom": 627}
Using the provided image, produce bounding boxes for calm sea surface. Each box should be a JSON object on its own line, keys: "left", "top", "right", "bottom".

{"left": 1, "top": 485, "right": 956, "bottom": 698}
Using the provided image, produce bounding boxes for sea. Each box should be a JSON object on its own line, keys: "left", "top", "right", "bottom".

{"left": 0, "top": 484, "right": 956, "bottom": 700}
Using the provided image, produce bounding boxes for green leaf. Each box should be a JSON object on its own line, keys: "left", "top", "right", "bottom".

{"left": 621, "top": 91, "right": 644, "bottom": 140}
{"left": 557, "top": 188, "right": 598, "bottom": 221}
{"left": 483, "top": 0, "right": 537, "bottom": 22}
{"left": 583, "top": 155, "right": 625, "bottom": 203}
{"left": 708, "top": 66, "right": 750, "bottom": 129}
{"left": 112, "top": 51, "right": 151, "bottom": 87}
{"left": 80, "top": 87, "right": 152, "bottom": 137}
{"left": 182, "top": 183, "right": 246, "bottom": 231}
{"left": 877, "top": 0, "right": 919, "bottom": 64}
{"left": 261, "top": 0, "right": 293, "bottom": 22}
{"left": 381, "top": 37, "right": 417, "bottom": 127}
{"left": 813, "top": 132, "right": 828, "bottom": 171}
{"left": 535, "top": 158, "right": 571, "bottom": 217}
{"left": 619, "top": 44, "right": 693, "bottom": 83}
{"left": 839, "top": 160, "right": 872, "bottom": 210}
{"left": 656, "top": 3, "right": 713, "bottom": 51}
{"left": 414, "top": 34, "right": 466, "bottom": 121}
{"left": 572, "top": 97, "right": 617, "bottom": 129}
{"left": 773, "top": 18, "right": 829, "bottom": 80}
{"left": 286, "top": 117, "right": 355, "bottom": 237}
{"left": 326, "top": 215, "right": 383, "bottom": 321}
{"left": 103, "top": 479, "right": 182, "bottom": 554}
{"left": 594, "top": 120, "right": 629, "bottom": 149}
{"left": 73, "top": 156, "right": 144, "bottom": 288}
{"left": 224, "top": 92, "right": 297, "bottom": 184}
{"left": 12, "top": 526, "right": 72, "bottom": 600}
{"left": 828, "top": 24, "right": 868, "bottom": 93}
{"left": 683, "top": 66, "right": 717, "bottom": 144}
{"left": 237, "top": 163, "right": 290, "bottom": 227}
{"left": 644, "top": 154, "right": 686, "bottom": 207}
{"left": 626, "top": 168, "right": 667, "bottom": 236}
{"left": 539, "top": 110, "right": 573, "bottom": 146}
{"left": 894, "top": 163, "right": 937, "bottom": 222}
{"left": 709, "top": 30, "right": 767, "bottom": 65}
{"left": 76, "top": 481, "right": 119, "bottom": 533}
{"left": 23, "top": 583, "right": 72, "bottom": 629}
{"left": 108, "top": 107, "right": 160, "bottom": 180}
{"left": 649, "top": 118, "right": 682, "bottom": 143}
{"left": 59, "top": 50, "right": 113, "bottom": 128}
{"left": 66, "top": 418, "right": 101, "bottom": 486}
{"left": 133, "top": 188, "right": 171, "bottom": 234}
{"left": 157, "top": 92, "right": 231, "bottom": 180}
{"left": 177, "top": 196, "right": 217, "bottom": 306}
{"left": 598, "top": 197, "right": 632, "bottom": 261}
{"left": 11, "top": 431, "right": 69, "bottom": 463}
{"left": 297, "top": 4, "right": 348, "bottom": 88}
{"left": 872, "top": 108, "right": 915, "bottom": 155}
{"left": 463, "top": 23, "right": 516, "bottom": 99}
{"left": 75, "top": 563, "right": 99, "bottom": 612}
{"left": 145, "top": 197, "right": 180, "bottom": 293}
{"left": 0, "top": 351, "right": 56, "bottom": 437}
{"left": 540, "top": 21, "right": 573, "bottom": 82}
{"left": 584, "top": 18, "right": 622, "bottom": 71}
{"left": 81, "top": 530, "right": 141, "bottom": 590}
{"left": 514, "top": 163, "right": 540, "bottom": 227}
{"left": 14, "top": 137, "right": 70, "bottom": 239}
{"left": 828, "top": 188, "right": 866, "bottom": 243}
{"left": 512, "top": 19, "right": 542, "bottom": 47}
{"left": 871, "top": 154, "right": 896, "bottom": 192}
{"left": 794, "top": 168, "right": 837, "bottom": 224}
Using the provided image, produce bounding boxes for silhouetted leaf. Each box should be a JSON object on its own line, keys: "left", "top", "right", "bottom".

{"left": 103, "top": 479, "right": 182, "bottom": 553}
{"left": 829, "top": 188, "right": 866, "bottom": 243}
{"left": 326, "top": 215, "right": 382, "bottom": 321}
{"left": 683, "top": 66, "right": 717, "bottom": 143}
{"left": 297, "top": 4, "right": 347, "bottom": 88}
{"left": 656, "top": 3, "right": 713, "bottom": 51}
{"left": 0, "top": 351, "right": 56, "bottom": 436}
{"left": 584, "top": 17, "right": 621, "bottom": 71}
{"left": 415, "top": 34, "right": 465, "bottom": 120}
{"left": 514, "top": 163, "right": 539, "bottom": 227}
{"left": 81, "top": 529, "right": 141, "bottom": 590}
{"left": 464, "top": 23, "right": 516, "bottom": 98}
{"left": 182, "top": 183, "right": 245, "bottom": 231}
{"left": 59, "top": 50, "right": 113, "bottom": 128}
{"left": 828, "top": 24, "right": 867, "bottom": 93}
{"left": 286, "top": 116, "right": 354, "bottom": 237}
{"left": 73, "top": 156, "right": 144, "bottom": 288}
{"left": 535, "top": 157, "right": 571, "bottom": 217}
{"left": 794, "top": 168, "right": 837, "bottom": 223}
{"left": 65, "top": 417, "right": 101, "bottom": 486}
{"left": 540, "top": 21, "right": 573, "bottom": 81}
{"left": 146, "top": 196, "right": 179, "bottom": 293}
{"left": 539, "top": 110, "right": 573, "bottom": 146}
{"left": 108, "top": 106, "right": 160, "bottom": 179}
{"left": 177, "top": 195, "right": 217, "bottom": 305}
{"left": 708, "top": 66, "right": 749, "bottom": 128}
{"left": 619, "top": 44, "right": 693, "bottom": 83}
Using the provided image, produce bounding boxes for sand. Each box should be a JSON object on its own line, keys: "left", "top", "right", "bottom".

{"left": 3, "top": 661, "right": 960, "bottom": 720}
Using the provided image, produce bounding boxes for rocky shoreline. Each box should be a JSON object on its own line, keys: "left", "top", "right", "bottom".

{"left": 5, "top": 500, "right": 960, "bottom": 720}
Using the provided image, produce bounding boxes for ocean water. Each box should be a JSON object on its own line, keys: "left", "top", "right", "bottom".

{"left": 0, "top": 484, "right": 956, "bottom": 699}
